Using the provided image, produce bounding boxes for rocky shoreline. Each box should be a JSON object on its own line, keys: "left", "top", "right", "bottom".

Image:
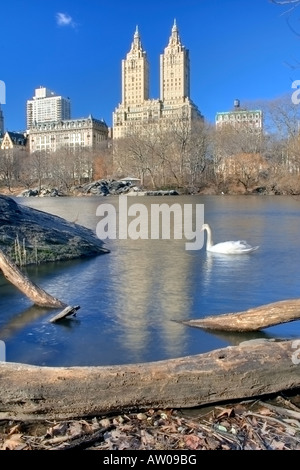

{"left": 0, "top": 195, "right": 109, "bottom": 265}
{"left": 17, "top": 179, "right": 180, "bottom": 198}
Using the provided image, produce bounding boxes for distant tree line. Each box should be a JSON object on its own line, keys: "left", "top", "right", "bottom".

{"left": 0, "top": 94, "right": 300, "bottom": 195}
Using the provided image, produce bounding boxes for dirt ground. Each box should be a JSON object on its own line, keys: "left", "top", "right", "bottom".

{"left": 1, "top": 390, "right": 300, "bottom": 451}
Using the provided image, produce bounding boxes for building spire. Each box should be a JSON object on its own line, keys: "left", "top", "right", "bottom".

{"left": 169, "top": 19, "right": 181, "bottom": 46}
{"left": 130, "top": 25, "right": 143, "bottom": 53}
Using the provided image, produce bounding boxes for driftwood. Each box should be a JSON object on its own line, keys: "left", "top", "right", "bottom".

{"left": 50, "top": 305, "right": 80, "bottom": 323}
{"left": 0, "top": 248, "right": 66, "bottom": 308}
{"left": 180, "top": 298, "right": 300, "bottom": 332}
{"left": 0, "top": 339, "right": 299, "bottom": 421}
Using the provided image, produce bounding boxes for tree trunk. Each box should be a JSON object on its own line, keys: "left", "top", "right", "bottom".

{"left": 0, "top": 248, "right": 66, "bottom": 308}
{"left": 0, "top": 339, "right": 299, "bottom": 421}
{"left": 180, "top": 298, "right": 300, "bottom": 332}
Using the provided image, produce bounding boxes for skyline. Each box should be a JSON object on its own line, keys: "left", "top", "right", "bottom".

{"left": 1, "top": 0, "right": 300, "bottom": 133}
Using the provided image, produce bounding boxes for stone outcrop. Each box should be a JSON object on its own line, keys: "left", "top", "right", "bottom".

{"left": 16, "top": 180, "right": 180, "bottom": 197}
{"left": 73, "top": 179, "right": 179, "bottom": 196}
{"left": 0, "top": 195, "right": 109, "bottom": 265}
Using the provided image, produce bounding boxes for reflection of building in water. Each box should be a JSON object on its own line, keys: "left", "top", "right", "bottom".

{"left": 109, "top": 235, "right": 193, "bottom": 360}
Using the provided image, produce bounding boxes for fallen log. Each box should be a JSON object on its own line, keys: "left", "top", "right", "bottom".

{"left": 180, "top": 298, "right": 300, "bottom": 332}
{"left": 0, "top": 339, "right": 299, "bottom": 421}
{"left": 49, "top": 305, "right": 80, "bottom": 323}
{"left": 0, "top": 248, "right": 66, "bottom": 308}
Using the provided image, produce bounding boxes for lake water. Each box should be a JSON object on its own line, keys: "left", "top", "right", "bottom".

{"left": 1, "top": 194, "right": 300, "bottom": 367}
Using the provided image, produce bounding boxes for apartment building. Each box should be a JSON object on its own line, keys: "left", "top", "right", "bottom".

{"left": 215, "top": 99, "right": 263, "bottom": 133}
{"left": 113, "top": 21, "right": 203, "bottom": 139}
{"left": 0, "top": 131, "right": 27, "bottom": 150}
{"left": 28, "top": 115, "right": 108, "bottom": 153}
{"left": 26, "top": 86, "right": 71, "bottom": 130}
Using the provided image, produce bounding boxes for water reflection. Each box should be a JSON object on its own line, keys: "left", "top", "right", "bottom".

{"left": 0, "top": 302, "right": 81, "bottom": 341}
{"left": 193, "top": 328, "right": 276, "bottom": 346}
{"left": 0, "top": 304, "right": 50, "bottom": 340}
{"left": 109, "top": 238, "right": 193, "bottom": 359}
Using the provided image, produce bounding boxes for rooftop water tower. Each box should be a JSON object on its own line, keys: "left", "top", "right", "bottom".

{"left": 234, "top": 99, "right": 240, "bottom": 109}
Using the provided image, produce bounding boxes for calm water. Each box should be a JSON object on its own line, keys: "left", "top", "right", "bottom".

{"left": 1, "top": 194, "right": 300, "bottom": 367}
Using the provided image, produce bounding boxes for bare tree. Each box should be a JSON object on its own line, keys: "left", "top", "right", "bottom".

{"left": 270, "top": 0, "right": 300, "bottom": 8}
{"left": 93, "top": 141, "right": 113, "bottom": 180}
{"left": 0, "top": 148, "right": 22, "bottom": 191}
{"left": 270, "top": 0, "right": 300, "bottom": 47}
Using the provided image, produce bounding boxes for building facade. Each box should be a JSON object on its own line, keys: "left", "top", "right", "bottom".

{"left": 26, "top": 86, "right": 71, "bottom": 130}
{"left": 113, "top": 21, "right": 203, "bottom": 139}
{"left": 215, "top": 99, "right": 263, "bottom": 133}
{"left": 0, "top": 131, "right": 27, "bottom": 150}
{"left": 0, "top": 104, "right": 4, "bottom": 137}
{"left": 28, "top": 115, "right": 108, "bottom": 153}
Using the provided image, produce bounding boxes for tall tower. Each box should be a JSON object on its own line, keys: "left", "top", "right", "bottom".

{"left": 26, "top": 86, "right": 71, "bottom": 129}
{"left": 0, "top": 104, "right": 4, "bottom": 136}
{"left": 160, "top": 20, "right": 190, "bottom": 103}
{"left": 112, "top": 22, "right": 202, "bottom": 139}
{"left": 122, "top": 26, "right": 149, "bottom": 106}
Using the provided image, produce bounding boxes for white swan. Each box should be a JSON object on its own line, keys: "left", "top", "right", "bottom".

{"left": 201, "top": 223, "right": 259, "bottom": 254}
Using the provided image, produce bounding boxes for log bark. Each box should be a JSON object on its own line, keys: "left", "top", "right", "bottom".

{"left": 180, "top": 298, "right": 300, "bottom": 332}
{"left": 0, "top": 339, "right": 299, "bottom": 421}
{"left": 0, "top": 248, "right": 66, "bottom": 308}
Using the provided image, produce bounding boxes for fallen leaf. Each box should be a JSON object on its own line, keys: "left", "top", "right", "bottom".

{"left": 216, "top": 408, "right": 235, "bottom": 419}
{"left": 271, "top": 440, "right": 285, "bottom": 450}
{"left": 2, "top": 433, "right": 25, "bottom": 450}
{"left": 184, "top": 434, "right": 202, "bottom": 450}
{"left": 258, "top": 407, "right": 274, "bottom": 416}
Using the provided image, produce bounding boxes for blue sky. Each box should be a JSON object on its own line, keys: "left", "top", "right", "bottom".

{"left": 1, "top": 0, "right": 300, "bottom": 132}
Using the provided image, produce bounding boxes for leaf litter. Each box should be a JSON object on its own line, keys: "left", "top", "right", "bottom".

{"left": 0, "top": 391, "right": 300, "bottom": 451}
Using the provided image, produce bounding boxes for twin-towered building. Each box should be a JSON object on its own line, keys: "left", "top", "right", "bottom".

{"left": 112, "top": 21, "right": 203, "bottom": 139}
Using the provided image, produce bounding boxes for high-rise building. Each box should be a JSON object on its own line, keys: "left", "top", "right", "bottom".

{"left": 160, "top": 20, "right": 190, "bottom": 104}
{"left": 0, "top": 104, "right": 4, "bottom": 137}
{"left": 26, "top": 86, "right": 71, "bottom": 130}
{"left": 113, "top": 21, "right": 203, "bottom": 139}
{"left": 122, "top": 26, "right": 149, "bottom": 108}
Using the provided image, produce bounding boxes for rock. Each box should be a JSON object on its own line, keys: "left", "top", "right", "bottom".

{"left": 0, "top": 195, "right": 109, "bottom": 265}
{"left": 17, "top": 187, "right": 65, "bottom": 197}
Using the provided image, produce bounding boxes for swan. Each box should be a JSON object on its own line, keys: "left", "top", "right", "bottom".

{"left": 201, "top": 223, "right": 259, "bottom": 254}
